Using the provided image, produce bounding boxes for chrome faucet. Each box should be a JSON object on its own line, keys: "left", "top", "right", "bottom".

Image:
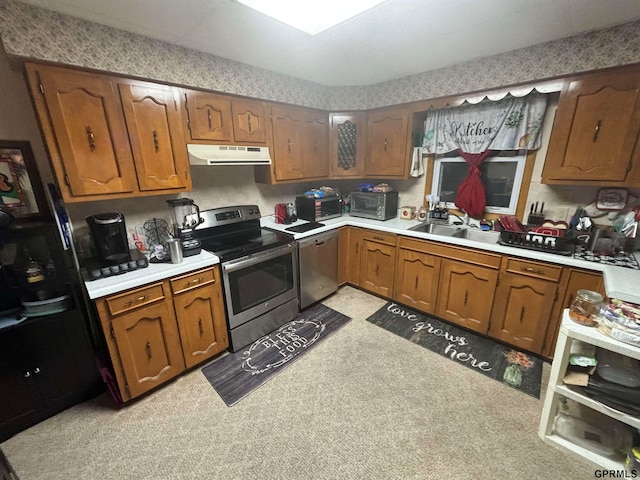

{"left": 449, "top": 211, "right": 469, "bottom": 226}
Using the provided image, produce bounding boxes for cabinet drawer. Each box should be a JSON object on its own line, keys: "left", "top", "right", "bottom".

{"left": 170, "top": 268, "right": 215, "bottom": 295}
{"left": 105, "top": 283, "right": 166, "bottom": 316}
{"left": 362, "top": 230, "right": 397, "bottom": 246}
{"left": 504, "top": 258, "right": 562, "bottom": 282}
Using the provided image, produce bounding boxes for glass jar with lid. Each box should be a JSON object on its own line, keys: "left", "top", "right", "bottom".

{"left": 569, "top": 289, "right": 604, "bottom": 326}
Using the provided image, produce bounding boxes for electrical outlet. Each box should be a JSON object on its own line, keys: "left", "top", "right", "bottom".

{"left": 556, "top": 207, "right": 569, "bottom": 221}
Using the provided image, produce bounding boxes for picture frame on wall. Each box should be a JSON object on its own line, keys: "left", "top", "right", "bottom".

{"left": 0, "top": 140, "right": 48, "bottom": 222}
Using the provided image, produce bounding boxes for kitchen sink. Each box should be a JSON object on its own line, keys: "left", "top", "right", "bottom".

{"left": 408, "top": 223, "right": 465, "bottom": 236}
{"left": 408, "top": 222, "right": 500, "bottom": 244}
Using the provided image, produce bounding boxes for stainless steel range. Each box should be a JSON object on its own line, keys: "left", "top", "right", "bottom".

{"left": 193, "top": 205, "right": 299, "bottom": 351}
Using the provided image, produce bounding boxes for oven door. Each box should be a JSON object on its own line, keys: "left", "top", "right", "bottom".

{"left": 221, "top": 242, "right": 298, "bottom": 330}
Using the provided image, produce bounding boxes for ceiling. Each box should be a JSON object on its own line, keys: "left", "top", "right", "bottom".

{"left": 16, "top": 0, "right": 640, "bottom": 86}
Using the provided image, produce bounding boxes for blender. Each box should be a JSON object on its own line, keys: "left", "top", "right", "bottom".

{"left": 166, "top": 198, "right": 204, "bottom": 257}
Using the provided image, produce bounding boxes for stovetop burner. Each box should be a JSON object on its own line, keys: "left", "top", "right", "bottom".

{"left": 192, "top": 205, "right": 294, "bottom": 261}
{"left": 573, "top": 245, "right": 640, "bottom": 270}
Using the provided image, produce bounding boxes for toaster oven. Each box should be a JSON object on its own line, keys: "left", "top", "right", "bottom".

{"left": 349, "top": 191, "right": 399, "bottom": 220}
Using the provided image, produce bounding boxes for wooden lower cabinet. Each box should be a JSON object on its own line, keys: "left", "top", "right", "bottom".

{"left": 359, "top": 231, "right": 397, "bottom": 297}
{"left": 542, "top": 268, "right": 604, "bottom": 358}
{"left": 346, "top": 227, "right": 364, "bottom": 286}
{"left": 436, "top": 259, "right": 498, "bottom": 334}
{"left": 96, "top": 266, "right": 228, "bottom": 401}
{"left": 171, "top": 268, "right": 228, "bottom": 368}
{"left": 394, "top": 247, "right": 441, "bottom": 314}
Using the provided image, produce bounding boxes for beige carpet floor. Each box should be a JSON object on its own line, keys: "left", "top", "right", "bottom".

{"left": 1, "top": 286, "right": 595, "bottom": 480}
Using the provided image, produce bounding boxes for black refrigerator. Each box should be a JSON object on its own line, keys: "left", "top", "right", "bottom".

{"left": 0, "top": 141, "right": 103, "bottom": 442}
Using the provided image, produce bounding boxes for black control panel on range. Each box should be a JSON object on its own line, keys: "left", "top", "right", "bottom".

{"left": 198, "top": 205, "right": 262, "bottom": 228}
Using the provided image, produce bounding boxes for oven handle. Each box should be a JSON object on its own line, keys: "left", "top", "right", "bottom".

{"left": 222, "top": 243, "right": 295, "bottom": 272}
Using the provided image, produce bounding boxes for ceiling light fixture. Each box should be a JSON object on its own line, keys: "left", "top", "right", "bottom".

{"left": 237, "top": 0, "right": 388, "bottom": 35}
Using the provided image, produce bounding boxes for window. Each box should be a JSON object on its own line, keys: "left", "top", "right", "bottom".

{"left": 431, "top": 150, "right": 527, "bottom": 215}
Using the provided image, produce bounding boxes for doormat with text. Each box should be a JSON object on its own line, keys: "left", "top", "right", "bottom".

{"left": 366, "top": 302, "right": 543, "bottom": 398}
{"left": 202, "top": 304, "right": 351, "bottom": 406}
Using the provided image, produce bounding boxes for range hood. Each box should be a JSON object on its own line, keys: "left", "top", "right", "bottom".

{"left": 187, "top": 144, "right": 272, "bottom": 166}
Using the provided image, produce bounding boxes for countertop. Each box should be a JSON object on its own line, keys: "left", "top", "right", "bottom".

{"left": 82, "top": 212, "right": 640, "bottom": 304}
{"left": 261, "top": 213, "right": 640, "bottom": 305}
{"left": 84, "top": 249, "right": 220, "bottom": 299}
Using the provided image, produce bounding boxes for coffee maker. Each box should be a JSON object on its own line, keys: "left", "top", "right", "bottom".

{"left": 86, "top": 212, "right": 131, "bottom": 265}
{"left": 166, "top": 198, "right": 204, "bottom": 257}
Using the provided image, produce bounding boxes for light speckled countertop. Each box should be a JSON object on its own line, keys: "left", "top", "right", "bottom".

{"left": 82, "top": 213, "right": 640, "bottom": 304}
{"left": 261, "top": 214, "right": 640, "bottom": 305}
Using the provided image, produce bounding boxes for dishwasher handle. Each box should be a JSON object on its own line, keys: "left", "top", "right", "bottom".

{"left": 297, "top": 230, "right": 338, "bottom": 248}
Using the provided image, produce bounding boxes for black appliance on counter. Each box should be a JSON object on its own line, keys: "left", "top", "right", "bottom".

{"left": 0, "top": 143, "right": 103, "bottom": 442}
{"left": 192, "top": 205, "right": 298, "bottom": 352}
{"left": 167, "top": 198, "right": 204, "bottom": 257}
{"left": 295, "top": 195, "right": 342, "bottom": 222}
{"left": 86, "top": 212, "right": 131, "bottom": 265}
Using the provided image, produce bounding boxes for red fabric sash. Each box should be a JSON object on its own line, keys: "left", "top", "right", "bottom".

{"left": 454, "top": 149, "right": 494, "bottom": 218}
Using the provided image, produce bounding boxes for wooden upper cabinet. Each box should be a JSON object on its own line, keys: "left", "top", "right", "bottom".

{"left": 302, "top": 110, "right": 330, "bottom": 178}
{"left": 542, "top": 68, "right": 640, "bottom": 185}
{"left": 330, "top": 112, "right": 365, "bottom": 178}
{"left": 231, "top": 98, "right": 268, "bottom": 144}
{"left": 183, "top": 90, "right": 233, "bottom": 142}
{"left": 119, "top": 81, "right": 190, "bottom": 191}
{"left": 365, "top": 107, "right": 410, "bottom": 178}
{"left": 25, "top": 63, "right": 192, "bottom": 202}
{"left": 26, "top": 64, "right": 137, "bottom": 198}
{"left": 271, "top": 105, "right": 304, "bottom": 181}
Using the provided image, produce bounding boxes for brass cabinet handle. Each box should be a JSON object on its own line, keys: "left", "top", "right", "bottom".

{"left": 247, "top": 113, "right": 252, "bottom": 133}
{"left": 288, "top": 138, "right": 291, "bottom": 154}
{"left": 146, "top": 341, "right": 152, "bottom": 359}
{"left": 198, "top": 318, "right": 204, "bottom": 336}
{"left": 520, "top": 306, "right": 525, "bottom": 323}
{"left": 86, "top": 126, "right": 96, "bottom": 151}
{"left": 375, "top": 264, "right": 379, "bottom": 277}
{"left": 125, "top": 294, "right": 150, "bottom": 307}
{"left": 186, "top": 277, "right": 203, "bottom": 287}
{"left": 355, "top": 243, "right": 359, "bottom": 255}
{"left": 593, "top": 120, "right": 601, "bottom": 142}
{"left": 464, "top": 290, "right": 468, "bottom": 306}
{"left": 384, "top": 138, "right": 388, "bottom": 151}
{"left": 207, "top": 108, "right": 212, "bottom": 130}
{"left": 414, "top": 275, "right": 419, "bottom": 290}
{"left": 521, "top": 266, "right": 545, "bottom": 276}
{"left": 153, "top": 130, "right": 159, "bottom": 152}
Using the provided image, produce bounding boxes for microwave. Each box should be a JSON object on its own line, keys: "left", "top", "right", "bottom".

{"left": 349, "top": 191, "right": 399, "bottom": 220}
{"left": 295, "top": 195, "right": 343, "bottom": 222}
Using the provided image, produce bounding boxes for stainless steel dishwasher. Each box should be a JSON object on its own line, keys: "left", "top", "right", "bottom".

{"left": 297, "top": 230, "right": 339, "bottom": 309}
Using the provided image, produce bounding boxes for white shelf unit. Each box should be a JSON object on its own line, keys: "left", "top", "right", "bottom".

{"left": 539, "top": 311, "right": 640, "bottom": 469}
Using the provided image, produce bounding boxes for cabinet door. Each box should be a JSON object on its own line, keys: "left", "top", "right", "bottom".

{"left": 330, "top": 112, "right": 365, "bottom": 178}
{"left": 174, "top": 284, "right": 228, "bottom": 369}
{"left": 184, "top": 90, "right": 233, "bottom": 142}
{"left": 271, "top": 106, "right": 303, "bottom": 180}
{"left": 543, "top": 70, "right": 640, "bottom": 183}
{"left": 0, "top": 330, "right": 39, "bottom": 441}
{"left": 394, "top": 248, "right": 441, "bottom": 314}
{"left": 231, "top": 98, "right": 268, "bottom": 144}
{"left": 29, "top": 64, "right": 137, "bottom": 198}
{"left": 119, "top": 82, "right": 190, "bottom": 192}
{"left": 360, "top": 239, "right": 396, "bottom": 298}
{"left": 489, "top": 273, "right": 557, "bottom": 353}
{"left": 346, "top": 228, "right": 363, "bottom": 286}
{"left": 543, "top": 270, "right": 603, "bottom": 358}
{"left": 111, "top": 301, "right": 185, "bottom": 399}
{"left": 436, "top": 259, "right": 498, "bottom": 334}
{"left": 365, "top": 108, "right": 409, "bottom": 177}
{"left": 302, "top": 111, "right": 330, "bottom": 178}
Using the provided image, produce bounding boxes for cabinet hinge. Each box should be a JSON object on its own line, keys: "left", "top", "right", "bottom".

{"left": 626, "top": 159, "right": 633, "bottom": 174}
{"left": 554, "top": 289, "right": 558, "bottom": 302}
{"left": 110, "top": 326, "right": 115, "bottom": 339}
{"left": 64, "top": 174, "right": 70, "bottom": 186}
{"left": 496, "top": 277, "right": 499, "bottom": 287}
{"left": 38, "top": 82, "right": 44, "bottom": 95}
{"left": 125, "top": 383, "right": 129, "bottom": 393}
